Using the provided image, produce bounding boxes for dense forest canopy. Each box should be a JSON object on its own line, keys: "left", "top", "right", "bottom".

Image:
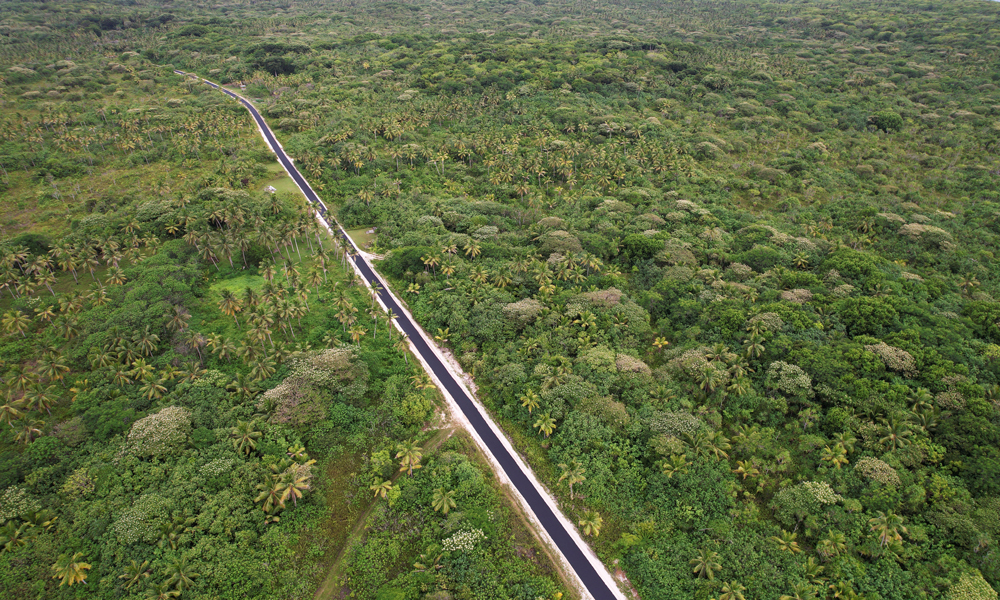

{"left": 1, "top": 0, "right": 1000, "bottom": 599}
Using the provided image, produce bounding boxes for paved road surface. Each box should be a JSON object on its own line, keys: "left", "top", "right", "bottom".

{"left": 175, "top": 71, "right": 622, "bottom": 600}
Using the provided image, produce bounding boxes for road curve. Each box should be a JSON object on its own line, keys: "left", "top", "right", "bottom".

{"left": 175, "top": 71, "right": 623, "bottom": 600}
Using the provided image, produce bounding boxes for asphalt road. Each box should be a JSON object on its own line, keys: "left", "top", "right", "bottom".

{"left": 175, "top": 71, "right": 621, "bottom": 600}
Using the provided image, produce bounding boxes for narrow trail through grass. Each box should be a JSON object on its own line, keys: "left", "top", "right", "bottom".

{"left": 313, "top": 426, "right": 456, "bottom": 600}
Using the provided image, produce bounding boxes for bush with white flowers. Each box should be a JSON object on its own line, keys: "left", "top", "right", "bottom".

{"left": 125, "top": 406, "right": 191, "bottom": 457}
{"left": 0, "top": 486, "right": 39, "bottom": 522}
{"left": 442, "top": 528, "right": 486, "bottom": 553}
{"left": 112, "top": 493, "right": 170, "bottom": 544}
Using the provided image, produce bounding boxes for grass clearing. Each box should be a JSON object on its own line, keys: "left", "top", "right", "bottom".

{"left": 345, "top": 227, "right": 376, "bottom": 250}
{"left": 261, "top": 172, "right": 305, "bottom": 197}
{"left": 209, "top": 273, "right": 267, "bottom": 294}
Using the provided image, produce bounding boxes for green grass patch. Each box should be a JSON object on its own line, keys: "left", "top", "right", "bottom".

{"left": 209, "top": 273, "right": 266, "bottom": 295}
{"left": 261, "top": 172, "right": 304, "bottom": 197}
{"left": 345, "top": 227, "right": 376, "bottom": 250}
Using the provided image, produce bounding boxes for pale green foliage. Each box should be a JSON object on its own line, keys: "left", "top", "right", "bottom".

{"left": 578, "top": 345, "right": 617, "bottom": 372}
{"left": 538, "top": 230, "right": 582, "bottom": 255}
{"left": 771, "top": 481, "right": 840, "bottom": 527}
{"left": 199, "top": 459, "right": 235, "bottom": 479}
{"left": 502, "top": 298, "right": 544, "bottom": 327}
{"left": 865, "top": 342, "right": 918, "bottom": 375}
{"left": 765, "top": 361, "right": 813, "bottom": 399}
{"left": 748, "top": 312, "right": 784, "bottom": 332}
{"left": 616, "top": 353, "right": 651, "bottom": 375}
{"left": 946, "top": 571, "right": 997, "bottom": 600}
{"left": 649, "top": 411, "right": 703, "bottom": 437}
{"left": 59, "top": 469, "right": 95, "bottom": 500}
{"left": 855, "top": 457, "right": 902, "bottom": 487}
{"left": 113, "top": 493, "right": 170, "bottom": 545}
{"left": 0, "top": 486, "right": 39, "bottom": 522}
{"left": 262, "top": 348, "right": 369, "bottom": 424}
{"left": 472, "top": 225, "right": 498, "bottom": 240}
{"left": 125, "top": 406, "right": 191, "bottom": 457}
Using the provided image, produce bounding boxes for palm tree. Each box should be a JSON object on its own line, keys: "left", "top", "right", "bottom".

{"left": 743, "top": 337, "right": 765, "bottom": 359}
{"left": 817, "top": 530, "right": 848, "bottom": 560}
{"left": 431, "top": 488, "right": 457, "bottom": 514}
{"left": 22, "top": 385, "right": 57, "bottom": 416}
{"left": 166, "top": 305, "right": 191, "bottom": 332}
{"left": 106, "top": 266, "right": 127, "bottom": 286}
{"left": 35, "top": 305, "right": 57, "bottom": 323}
{"left": 578, "top": 510, "right": 603, "bottom": 537}
{"left": 533, "top": 412, "right": 557, "bottom": 438}
{"left": 119, "top": 559, "right": 151, "bottom": 590}
{"left": 0, "top": 396, "right": 25, "bottom": 427}
{"left": 112, "top": 367, "right": 133, "bottom": 387}
{"left": 228, "top": 373, "right": 257, "bottom": 400}
{"left": 348, "top": 324, "right": 367, "bottom": 346}
{"left": 249, "top": 355, "right": 277, "bottom": 382}
{"left": 179, "top": 359, "right": 206, "bottom": 383}
{"left": 662, "top": 454, "right": 691, "bottom": 478}
{"left": 411, "top": 371, "right": 436, "bottom": 391}
{"left": 520, "top": 390, "right": 541, "bottom": 414}
{"left": 770, "top": 530, "right": 802, "bottom": 554}
{"left": 370, "top": 479, "right": 393, "bottom": 499}
{"left": 706, "top": 430, "right": 731, "bottom": 460}
{"left": 869, "top": 511, "right": 907, "bottom": 548}
{"left": 385, "top": 308, "right": 398, "bottom": 340}
{"left": 277, "top": 464, "right": 312, "bottom": 507}
{"left": 732, "top": 460, "right": 759, "bottom": 480}
{"left": 231, "top": 420, "right": 262, "bottom": 455}
{"left": 558, "top": 461, "right": 586, "bottom": 500}
{"left": 395, "top": 440, "right": 423, "bottom": 476}
{"left": 135, "top": 326, "right": 160, "bottom": 356}
{"left": 463, "top": 241, "right": 481, "bottom": 258}
{"left": 165, "top": 556, "right": 198, "bottom": 591}
{"left": 0, "top": 521, "right": 32, "bottom": 553}
{"left": 51, "top": 552, "right": 91, "bottom": 586}
{"left": 828, "top": 581, "right": 863, "bottom": 600}
{"left": 879, "top": 416, "right": 912, "bottom": 451}
{"left": 690, "top": 548, "right": 721, "bottom": 580}
{"left": 720, "top": 581, "right": 747, "bottom": 600}
{"left": 10, "top": 370, "right": 38, "bottom": 392}
{"left": 130, "top": 358, "right": 156, "bottom": 383}
{"left": 779, "top": 582, "right": 819, "bottom": 600}
{"left": 37, "top": 353, "right": 70, "bottom": 386}
{"left": 255, "top": 479, "right": 286, "bottom": 514}
{"left": 698, "top": 366, "right": 724, "bottom": 397}
{"left": 219, "top": 289, "right": 243, "bottom": 328}
{"left": 958, "top": 274, "right": 980, "bottom": 297}
{"left": 804, "top": 557, "right": 826, "bottom": 586}
{"left": 820, "top": 444, "right": 849, "bottom": 469}
{"left": 139, "top": 378, "right": 168, "bottom": 401}
{"left": 2, "top": 310, "right": 31, "bottom": 337}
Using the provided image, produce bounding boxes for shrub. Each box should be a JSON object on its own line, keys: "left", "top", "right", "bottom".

{"left": 771, "top": 481, "right": 839, "bottom": 527}
{"left": 946, "top": 570, "right": 997, "bottom": 600}
{"left": 765, "top": 361, "right": 813, "bottom": 400}
{"left": 538, "top": 230, "right": 583, "bottom": 255}
{"left": 864, "top": 342, "right": 917, "bottom": 376}
{"left": 855, "top": 457, "right": 902, "bottom": 487}
{"left": 502, "top": 298, "right": 544, "bottom": 327}
{"left": 0, "top": 486, "right": 39, "bottom": 522}
{"left": 869, "top": 110, "right": 904, "bottom": 133}
{"left": 113, "top": 493, "right": 170, "bottom": 544}
{"left": 125, "top": 406, "right": 191, "bottom": 457}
